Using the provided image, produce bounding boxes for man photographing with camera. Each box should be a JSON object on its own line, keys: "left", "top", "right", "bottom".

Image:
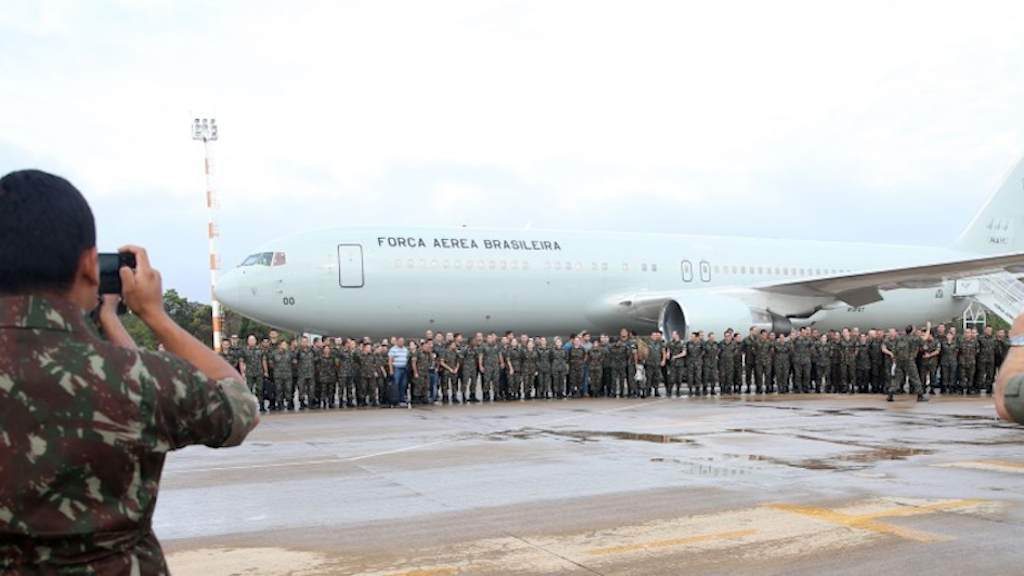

{"left": 0, "top": 170, "right": 259, "bottom": 574}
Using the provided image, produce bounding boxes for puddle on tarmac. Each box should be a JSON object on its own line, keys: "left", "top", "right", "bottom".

{"left": 729, "top": 446, "right": 933, "bottom": 471}
{"left": 487, "top": 428, "right": 698, "bottom": 445}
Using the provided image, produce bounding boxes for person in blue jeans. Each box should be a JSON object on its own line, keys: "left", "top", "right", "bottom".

{"left": 388, "top": 337, "right": 410, "bottom": 406}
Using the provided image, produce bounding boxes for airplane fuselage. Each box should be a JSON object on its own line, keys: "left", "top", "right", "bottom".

{"left": 216, "top": 227, "right": 972, "bottom": 337}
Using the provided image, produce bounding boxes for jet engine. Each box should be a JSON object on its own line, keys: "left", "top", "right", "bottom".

{"left": 657, "top": 293, "right": 793, "bottom": 336}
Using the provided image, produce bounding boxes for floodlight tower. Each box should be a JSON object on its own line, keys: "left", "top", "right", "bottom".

{"left": 192, "top": 118, "right": 223, "bottom": 351}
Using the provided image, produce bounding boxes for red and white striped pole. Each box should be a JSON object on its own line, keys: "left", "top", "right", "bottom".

{"left": 192, "top": 118, "right": 223, "bottom": 351}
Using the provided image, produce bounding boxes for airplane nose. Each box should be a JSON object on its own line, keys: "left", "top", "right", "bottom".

{"left": 215, "top": 269, "right": 241, "bottom": 309}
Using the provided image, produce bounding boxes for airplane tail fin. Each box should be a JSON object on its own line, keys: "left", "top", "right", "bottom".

{"left": 957, "top": 156, "right": 1024, "bottom": 254}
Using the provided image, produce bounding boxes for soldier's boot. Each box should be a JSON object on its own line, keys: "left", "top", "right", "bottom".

{"left": 887, "top": 392, "right": 894, "bottom": 402}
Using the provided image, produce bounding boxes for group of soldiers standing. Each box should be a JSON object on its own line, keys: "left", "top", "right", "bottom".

{"left": 218, "top": 322, "right": 1009, "bottom": 413}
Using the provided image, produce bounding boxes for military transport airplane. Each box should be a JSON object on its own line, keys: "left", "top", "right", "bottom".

{"left": 216, "top": 158, "right": 1024, "bottom": 338}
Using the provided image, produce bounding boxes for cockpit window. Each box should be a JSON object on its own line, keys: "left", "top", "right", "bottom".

{"left": 240, "top": 252, "right": 286, "bottom": 267}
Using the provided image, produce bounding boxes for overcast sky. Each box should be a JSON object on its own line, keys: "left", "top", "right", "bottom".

{"left": 2, "top": 1, "right": 1023, "bottom": 302}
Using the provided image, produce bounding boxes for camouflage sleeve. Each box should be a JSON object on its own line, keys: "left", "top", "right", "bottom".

{"left": 144, "top": 351, "right": 259, "bottom": 449}
{"left": 1003, "top": 373, "right": 1024, "bottom": 425}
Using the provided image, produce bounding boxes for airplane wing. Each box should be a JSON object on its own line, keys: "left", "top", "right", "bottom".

{"left": 754, "top": 251, "right": 1024, "bottom": 306}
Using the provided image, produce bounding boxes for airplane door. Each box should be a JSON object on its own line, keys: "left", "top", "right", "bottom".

{"left": 338, "top": 244, "right": 364, "bottom": 288}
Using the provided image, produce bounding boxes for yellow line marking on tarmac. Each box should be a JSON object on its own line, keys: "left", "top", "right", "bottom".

{"left": 935, "top": 460, "right": 1024, "bottom": 474}
{"left": 765, "top": 499, "right": 984, "bottom": 543}
{"left": 587, "top": 528, "right": 758, "bottom": 556}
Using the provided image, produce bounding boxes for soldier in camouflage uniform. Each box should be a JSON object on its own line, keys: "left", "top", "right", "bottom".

{"left": 773, "top": 333, "right": 792, "bottom": 394}
{"left": 568, "top": 337, "right": 587, "bottom": 398}
{"left": 241, "top": 335, "right": 267, "bottom": 412}
{"left": 919, "top": 331, "right": 939, "bottom": 395}
{"left": 685, "top": 332, "right": 704, "bottom": 396}
{"left": 838, "top": 329, "right": 857, "bottom": 394}
{"left": 0, "top": 176, "right": 259, "bottom": 574}
{"left": 316, "top": 345, "right": 338, "bottom": 409}
{"left": 586, "top": 340, "right": 605, "bottom": 398}
{"left": 703, "top": 332, "right": 720, "bottom": 396}
{"left": 855, "top": 334, "right": 871, "bottom": 394}
{"left": 355, "top": 342, "right": 376, "bottom": 406}
{"left": 742, "top": 327, "right": 758, "bottom": 393}
{"left": 644, "top": 331, "right": 665, "bottom": 397}
{"left": 939, "top": 330, "right": 959, "bottom": 395}
{"left": 668, "top": 331, "right": 686, "bottom": 397}
{"left": 460, "top": 335, "right": 481, "bottom": 402}
{"left": 270, "top": 340, "right": 294, "bottom": 411}
{"left": 610, "top": 330, "right": 630, "bottom": 397}
{"left": 978, "top": 326, "right": 997, "bottom": 394}
{"left": 813, "top": 334, "right": 831, "bottom": 393}
{"left": 960, "top": 329, "right": 979, "bottom": 394}
{"left": 755, "top": 330, "right": 772, "bottom": 394}
{"left": 481, "top": 334, "right": 502, "bottom": 401}
{"left": 508, "top": 339, "right": 525, "bottom": 400}
{"left": 294, "top": 337, "right": 316, "bottom": 409}
{"left": 792, "top": 327, "right": 812, "bottom": 393}
{"left": 523, "top": 340, "right": 540, "bottom": 399}
{"left": 868, "top": 330, "right": 885, "bottom": 394}
{"left": 552, "top": 337, "right": 569, "bottom": 398}
{"left": 719, "top": 330, "right": 737, "bottom": 395}
{"left": 536, "top": 337, "right": 553, "bottom": 399}
{"left": 439, "top": 341, "right": 460, "bottom": 404}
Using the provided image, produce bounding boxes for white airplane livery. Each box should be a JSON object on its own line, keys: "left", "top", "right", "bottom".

{"left": 216, "top": 158, "right": 1024, "bottom": 338}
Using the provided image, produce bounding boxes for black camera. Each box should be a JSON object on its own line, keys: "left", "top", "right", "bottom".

{"left": 99, "top": 252, "right": 137, "bottom": 295}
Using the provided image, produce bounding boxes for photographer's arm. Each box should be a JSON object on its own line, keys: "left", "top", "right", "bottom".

{"left": 994, "top": 314, "right": 1024, "bottom": 423}
{"left": 118, "top": 246, "right": 242, "bottom": 385}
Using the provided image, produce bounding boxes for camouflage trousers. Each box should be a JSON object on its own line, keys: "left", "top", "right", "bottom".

{"left": 960, "top": 362, "right": 977, "bottom": 392}
{"left": 341, "top": 373, "right": 357, "bottom": 407}
{"left": 978, "top": 361, "right": 995, "bottom": 392}
{"left": 510, "top": 367, "right": 524, "bottom": 399}
{"left": 275, "top": 375, "right": 294, "bottom": 409}
{"left": 774, "top": 360, "right": 790, "bottom": 393}
{"left": 317, "top": 378, "right": 337, "bottom": 407}
{"left": 941, "top": 363, "right": 957, "bottom": 393}
{"left": 839, "top": 362, "right": 855, "bottom": 393}
{"left": 245, "top": 373, "right": 263, "bottom": 409}
{"left": 871, "top": 363, "right": 885, "bottom": 393}
{"left": 811, "top": 360, "right": 827, "bottom": 391}
{"left": 552, "top": 368, "right": 568, "bottom": 398}
{"left": 669, "top": 363, "right": 686, "bottom": 396}
{"left": 744, "top": 355, "right": 756, "bottom": 388}
{"left": 461, "top": 370, "right": 478, "bottom": 401}
{"left": 297, "top": 375, "right": 314, "bottom": 408}
{"left": 920, "top": 361, "right": 937, "bottom": 393}
{"left": 482, "top": 366, "right": 500, "bottom": 400}
{"left": 536, "top": 370, "right": 552, "bottom": 398}
{"left": 440, "top": 372, "right": 457, "bottom": 402}
{"left": 687, "top": 362, "right": 702, "bottom": 395}
{"left": 569, "top": 367, "right": 584, "bottom": 397}
{"left": 890, "top": 360, "right": 922, "bottom": 396}
{"left": 610, "top": 366, "right": 627, "bottom": 397}
{"left": 793, "top": 361, "right": 811, "bottom": 393}
{"left": 704, "top": 363, "right": 719, "bottom": 394}
{"left": 755, "top": 361, "right": 770, "bottom": 393}
{"left": 375, "top": 376, "right": 388, "bottom": 405}
{"left": 720, "top": 362, "right": 735, "bottom": 394}
{"left": 643, "top": 364, "right": 662, "bottom": 396}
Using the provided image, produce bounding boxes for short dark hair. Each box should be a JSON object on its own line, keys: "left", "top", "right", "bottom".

{"left": 0, "top": 170, "right": 96, "bottom": 295}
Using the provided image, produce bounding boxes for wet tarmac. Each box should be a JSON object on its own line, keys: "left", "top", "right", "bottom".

{"left": 158, "top": 395, "right": 1024, "bottom": 575}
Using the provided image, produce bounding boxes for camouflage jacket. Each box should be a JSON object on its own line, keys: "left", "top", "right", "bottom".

{"left": 269, "top": 348, "right": 294, "bottom": 380}
{"left": 0, "top": 296, "right": 258, "bottom": 574}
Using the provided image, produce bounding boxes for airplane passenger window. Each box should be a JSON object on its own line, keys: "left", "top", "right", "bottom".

{"left": 623, "top": 263, "right": 629, "bottom": 272}
{"left": 554, "top": 261, "right": 562, "bottom": 270}
{"left": 592, "top": 263, "right": 598, "bottom": 271}
{"left": 511, "top": 260, "right": 519, "bottom": 270}
{"left": 522, "top": 261, "right": 529, "bottom": 270}
{"left": 574, "top": 262, "right": 581, "bottom": 271}
{"left": 407, "top": 259, "right": 415, "bottom": 268}
{"left": 740, "top": 266, "right": 746, "bottom": 274}
{"left": 641, "top": 263, "right": 648, "bottom": 272}
{"left": 467, "top": 260, "right": 474, "bottom": 270}
{"left": 443, "top": 259, "right": 450, "bottom": 269}
{"left": 489, "top": 260, "right": 495, "bottom": 270}
{"left": 651, "top": 264, "right": 658, "bottom": 272}
{"left": 601, "top": 262, "right": 608, "bottom": 271}
{"left": 431, "top": 259, "right": 438, "bottom": 269}
{"left": 394, "top": 259, "right": 402, "bottom": 268}
{"left": 503, "top": 261, "right": 509, "bottom": 270}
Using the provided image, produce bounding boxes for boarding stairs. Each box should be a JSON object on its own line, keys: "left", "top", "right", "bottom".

{"left": 957, "top": 271, "right": 1024, "bottom": 324}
